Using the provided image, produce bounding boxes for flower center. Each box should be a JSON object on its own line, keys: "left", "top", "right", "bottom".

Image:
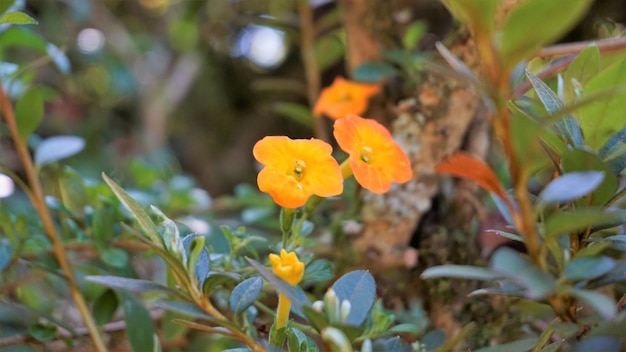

{"left": 292, "top": 159, "right": 307, "bottom": 182}
{"left": 360, "top": 146, "right": 373, "bottom": 163}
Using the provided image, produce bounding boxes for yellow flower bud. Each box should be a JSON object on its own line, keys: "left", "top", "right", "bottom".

{"left": 269, "top": 249, "right": 304, "bottom": 286}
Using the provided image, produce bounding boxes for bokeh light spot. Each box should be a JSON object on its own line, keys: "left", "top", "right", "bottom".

{"left": 0, "top": 174, "right": 15, "bottom": 198}
{"left": 77, "top": 28, "right": 105, "bottom": 54}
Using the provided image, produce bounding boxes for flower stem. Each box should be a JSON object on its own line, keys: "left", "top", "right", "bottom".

{"left": 275, "top": 292, "right": 291, "bottom": 329}
{"left": 0, "top": 85, "right": 107, "bottom": 351}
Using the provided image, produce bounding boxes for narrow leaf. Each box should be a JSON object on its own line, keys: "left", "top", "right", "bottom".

{"left": 598, "top": 126, "right": 626, "bottom": 174}
{"left": 15, "top": 86, "right": 45, "bottom": 140}
{"left": 102, "top": 173, "right": 162, "bottom": 247}
{"left": 85, "top": 275, "right": 185, "bottom": 299}
{"left": 421, "top": 265, "right": 501, "bottom": 280}
{"left": 567, "top": 288, "right": 616, "bottom": 320}
{"left": 474, "top": 338, "right": 539, "bottom": 352}
{"left": 491, "top": 247, "right": 555, "bottom": 299}
{"left": 0, "top": 11, "right": 37, "bottom": 24}
{"left": 543, "top": 208, "right": 625, "bottom": 238}
{"left": 436, "top": 152, "right": 509, "bottom": 202}
{"left": 563, "top": 256, "right": 615, "bottom": 281}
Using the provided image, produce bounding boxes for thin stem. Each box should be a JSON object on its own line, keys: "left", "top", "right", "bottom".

{"left": 298, "top": 0, "right": 328, "bottom": 142}
{"left": 0, "top": 85, "right": 107, "bottom": 351}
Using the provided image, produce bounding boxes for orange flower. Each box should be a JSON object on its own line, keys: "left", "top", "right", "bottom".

{"left": 334, "top": 114, "right": 412, "bottom": 193}
{"left": 313, "top": 76, "right": 381, "bottom": 120}
{"left": 253, "top": 136, "right": 343, "bottom": 208}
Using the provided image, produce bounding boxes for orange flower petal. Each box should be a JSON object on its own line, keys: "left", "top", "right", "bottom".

{"left": 253, "top": 136, "right": 343, "bottom": 208}
{"left": 334, "top": 114, "right": 412, "bottom": 193}
{"left": 313, "top": 77, "right": 381, "bottom": 120}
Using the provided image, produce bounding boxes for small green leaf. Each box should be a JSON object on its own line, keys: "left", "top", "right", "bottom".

{"left": 15, "top": 86, "right": 45, "bottom": 140}
{"left": 182, "top": 233, "right": 210, "bottom": 285}
{"left": 85, "top": 275, "right": 185, "bottom": 299}
{"left": 203, "top": 271, "right": 241, "bottom": 295}
{"left": 421, "top": 265, "right": 501, "bottom": 280}
{"left": 567, "top": 288, "right": 616, "bottom": 320}
{"left": 331, "top": 270, "right": 376, "bottom": 326}
{"left": 120, "top": 291, "right": 156, "bottom": 352}
{"left": 28, "top": 323, "right": 57, "bottom": 342}
{"left": 571, "top": 336, "right": 623, "bottom": 352}
{"left": 598, "top": 126, "right": 626, "bottom": 174}
{"left": 302, "top": 259, "right": 334, "bottom": 282}
{"left": 229, "top": 277, "right": 262, "bottom": 315}
{"left": 563, "top": 44, "right": 600, "bottom": 103}
{"left": 34, "top": 136, "right": 85, "bottom": 166}
{"left": 287, "top": 327, "right": 309, "bottom": 352}
{"left": 537, "top": 171, "right": 605, "bottom": 205}
{"left": 499, "top": 0, "right": 592, "bottom": 68}
{"left": 93, "top": 289, "right": 119, "bottom": 325}
{"left": 99, "top": 247, "right": 129, "bottom": 268}
{"left": 402, "top": 21, "right": 426, "bottom": 50}
{"left": 315, "top": 31, "right": 345, "bottom": 71}
{"left": 474, "top": 338, "right": 539, "bottom": 352}
{"left": 421, "top": 330, "right": 445, "bottom": 351}
{"left": 491, "top": 247, "right": 555, "bottom": 299}
{"left": 353, "top": 62, "right": 398, "bottom": 82}
{"left": 439, "top": 0, "right": 500, "bottom": 36}
{"left": 0, "top": 238, "right": 14, "bottom": 271}
{"left": 0, "top": 11, "right": 37, "bottom": 25}
{"left": 0, "top": 0, "right": 15, "bottom": 16}
{"left": 563, "top": 256, "right": 615, "bottom": 281}
{"left": 586, "top": 260, "right": 626, "bottom": 288}
{"left": 588, "top": 234, "right": 626, "bottom": 251}
{"left": 272, "top": 102, "right": 314, "bottom": 128}
{"left": 387, "top": 323, "right": 422, "bottom": 335}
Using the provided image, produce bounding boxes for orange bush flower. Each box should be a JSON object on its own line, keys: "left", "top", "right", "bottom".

{"left": 313, "top": 76, "right": 381, "bottom": 120}
{"left": 334, "top": 114, "right": 412, "bottom": 193}
{"left": 253, "top": 136, "right": 343, "bottom": 208}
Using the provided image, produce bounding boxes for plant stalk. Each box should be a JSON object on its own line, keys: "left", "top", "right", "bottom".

{"left": 0, "top": 85, "right": 107, "bottom": 352}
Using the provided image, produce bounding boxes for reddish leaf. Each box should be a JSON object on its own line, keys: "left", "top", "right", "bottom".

{"left": 436, "top": 152, "right": 508, "bottom": 201}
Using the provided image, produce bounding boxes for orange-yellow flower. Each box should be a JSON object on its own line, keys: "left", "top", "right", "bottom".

{"left": 253, "top": 136, "right": 343, "bottom": 208}
{"left": 269, "top": 249, "right": 304, "bottom": 329}
{"left": 334, "top": 114, "right": 412, "bottom": 193}
{"left": 313, "top": 76, "right": 381, "bottom": 120}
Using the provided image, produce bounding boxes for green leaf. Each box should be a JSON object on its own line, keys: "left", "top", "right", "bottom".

{"left": 474, "top": 338, "right": 539, "bottom": 352}
{"left": 102, "top": 173, "right": 162, "bottom": 247}
{"left": 526, "top": 69, "right": 583, "bottom": 147}
{"left": 563, "top": 256, "right": 615, "bottom": 281}
{"left": 537, "top": 171, "right": 605, "bottom": 205}
{"left": 578, "top": 59, "right": 626, "bottom": 149}
{"left": 0, "top": 0, "right": 15, "bottom": 16}
{"left": 598, "top": 126, "right": 626, "bottom": 174}
{"left": 402, "top": 21, "right": 426, "bottom": 50}
{"left": 571, "top": 336, "right": 623, "bottom": 352}
{"left": 34, "top": 136, "right": 85, "bottom": 166}
{"left": 0, "top": 238, "right": 14, "bottom": 271}
{"left": 387, "top": 323, "right": 422, "bottom": 335}
{"left": 586, "top": 260, "right": 626, "bottom": 288}
{"left": 93, "top": 289, "right": 119, "bottom": 325}
{"left": 203, "top": 271, "right": 241, "bottom": 295}
{"left": 0, "top": 11, "right": 37, "bottom": 25}
{"left": 563, "top": 44, "right": 600, "bottom": 103}
{"left": 85, "top": 275, "right": 185, "bottom": 299}
{"left": 15, "top": 86, "right": 45, "bottom": 140}
{"left": 588, "top": 234, "right": 626, "bottom": 251}
{"left": 353, "top": 62, "right": 398, "bottom": 82}
{"left": 120, "top": 291, "right": 156, "bottom": 352}
{"left": 421, "top": 265, "right": 501, "bottom": 280}
{"left": 331, "top": 270, "right": 376, "bottom": 326}
{"left": 440, "top": 0, "right": 500, "bottom": 36}
{"left": 272, "top": 102, "right": 314, "bottom": 128}
{"left": 229, "top": 277, "right": 262, "bottom": 315}
{"left": 567, "top": 288, "right": 616, "bottom": 319}
{"left": 246, "top": 257, "right": 311, "bottom": 317}
{"left": 287, "top": 327, "right": 309, "bottom": 352}
{"left": 302, "top": 259, "right": 334, "bottom": 282}
{"left": 28, "top": 323, "right": 57, "bottom": 342}
{"left": 182, "top": 233, "right": 210, "bottom": 285}
{"left": 543, "top": 208, "right": 625, "bottom": 238}
{"left": 314, "top": 32, "right": 344, "bottom": 71}
{"left": 99, "top": 247, "right": 129, "bottom": 268}
{"left": 421, "top": 330, "right": 445, "bottom": 351}
{"left": 58, "top": 166, "right": 89, "bottom": 217}
{"left": 499, "top": 0, "right": 592, "bottom": 68}
{"left": 561, "top": 149, "right": 618, "bottom": 206}
{"left": 510, "top": 108, "right": 552, "bottom": 175}
{"left": 491, "top": 247, "right": 555, "bottom": 299}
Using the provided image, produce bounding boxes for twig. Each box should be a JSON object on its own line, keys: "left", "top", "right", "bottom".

{"left": 511, "top": 37, "right": 626, "bottom": 99}
{"left": 298, "top": 0, "right": 329, "bottom": 142}
{"left": 0, "top": 85, "right": 107, "bottom": 351}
